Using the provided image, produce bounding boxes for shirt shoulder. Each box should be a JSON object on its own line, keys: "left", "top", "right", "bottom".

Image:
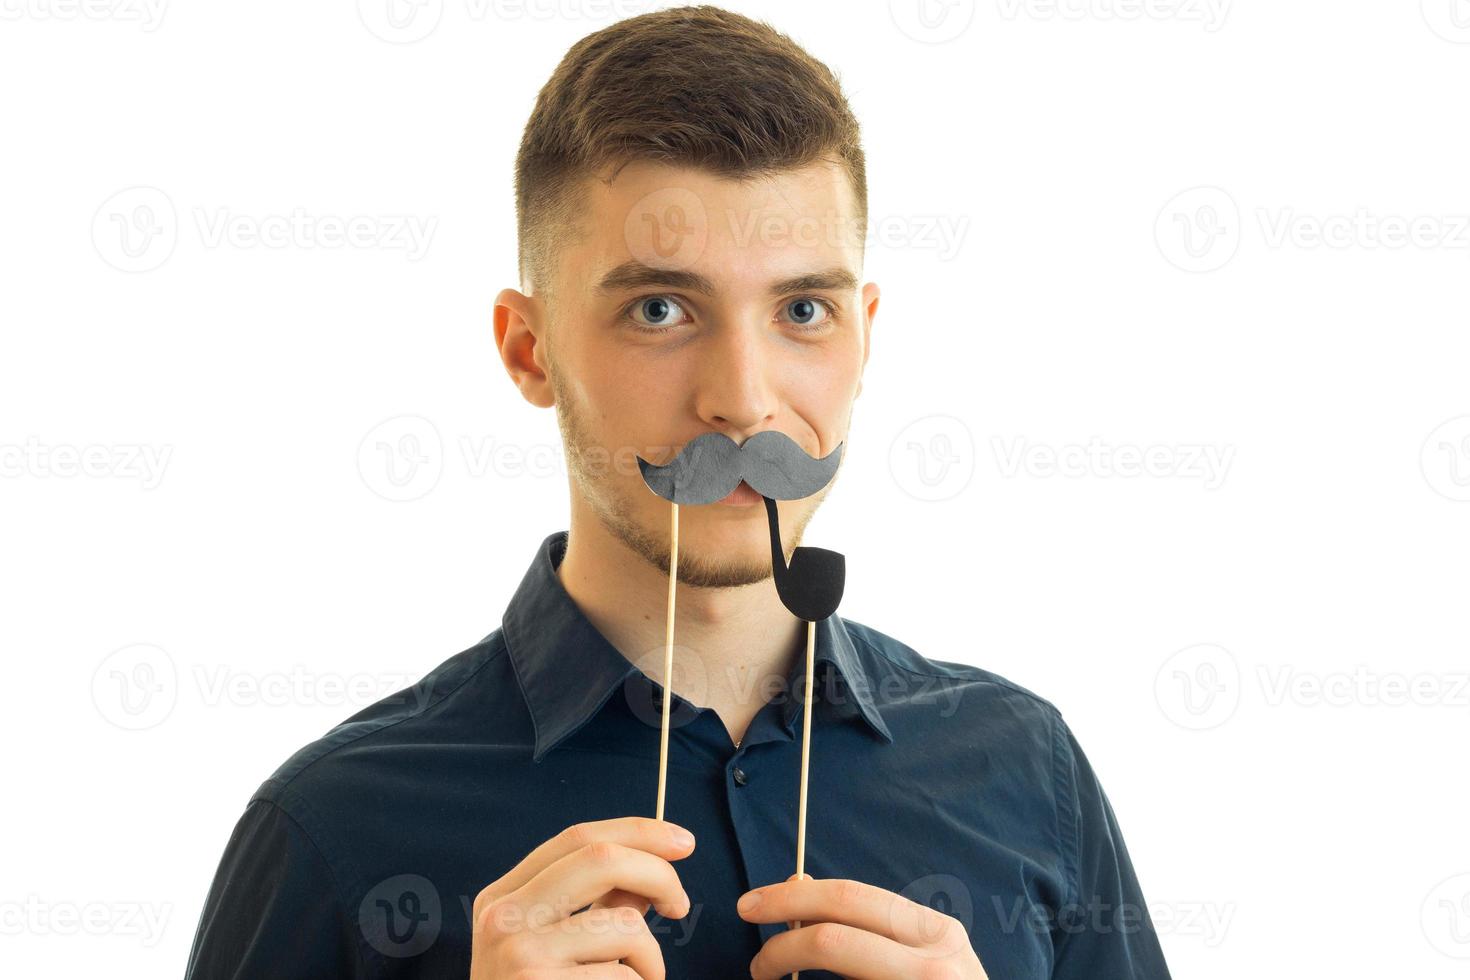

{"left": 247, "top": 631, "right": 515, "bottom": 821}
{"left": 842, "top": 615, "right": 1064, "bottom": 722}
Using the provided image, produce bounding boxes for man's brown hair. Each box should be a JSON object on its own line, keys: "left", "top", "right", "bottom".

{"left": 513, "top": 3, "right": 867, "bottom": 301}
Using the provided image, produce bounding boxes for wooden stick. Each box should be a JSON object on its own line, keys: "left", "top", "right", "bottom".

{"left": 790, "top": 616, "right": 816, "bottom": 980}
{"left": 655, "top": 501, "right": 679, "bottom": 822}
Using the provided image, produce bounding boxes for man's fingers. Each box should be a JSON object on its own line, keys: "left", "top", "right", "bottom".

{"left": 484, "top": 904, "right": 664, "bottom": 979}
{"left": 749, "top": 921, "right": 924, "bottom": 980}
{"left": 590, "top": 889, "right": 654, "bottom": 916}
{"left": 738, "top": 877, "right": 958, "bottom": 950}
{"left": 509, "top": 840, "right": 691, "bottom": 924}
{"left": 478, "top": 817, "right": 695, "bottom": 909}
{"left": 560, "top": 906, "right": 666, "bottom": 980}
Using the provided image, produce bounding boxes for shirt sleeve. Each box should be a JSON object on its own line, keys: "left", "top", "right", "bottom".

{"left": 184, "top": 797, "right": 371, "bottom": 979}
{"left": 1049, "top": 713, "right": 1173, "bottom": 979}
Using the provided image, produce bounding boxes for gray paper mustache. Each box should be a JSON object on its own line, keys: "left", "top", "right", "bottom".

{"left": 637, "top": 430, "right": 843, "bottom": 506}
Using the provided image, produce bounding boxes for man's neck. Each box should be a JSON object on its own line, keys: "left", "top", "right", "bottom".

{"left": 554, "top": 510, "right": 804, "bottom": 747}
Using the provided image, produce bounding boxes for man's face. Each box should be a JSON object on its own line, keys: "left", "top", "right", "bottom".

{"left": 535, "top": 158, "right": 878, "bottom": 589}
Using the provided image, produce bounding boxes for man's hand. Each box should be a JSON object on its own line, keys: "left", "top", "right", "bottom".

{"left": 468, "top": 816, "right": 696, "bottom": 979}
{"left": 737, "top": 874, "right": 988, "bottom": 980}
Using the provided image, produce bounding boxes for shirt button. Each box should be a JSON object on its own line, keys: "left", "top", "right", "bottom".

{"left": 732, "top": 766, "right": 748, "bottom": 786}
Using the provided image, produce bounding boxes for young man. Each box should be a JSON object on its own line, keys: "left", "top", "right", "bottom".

{"left": 185, "top": 6, "right": 1172, "bottom": 978}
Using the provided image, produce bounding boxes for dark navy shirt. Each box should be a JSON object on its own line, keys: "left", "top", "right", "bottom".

{"left": 184, "top": 530, "right": 1171, "bottom": 979}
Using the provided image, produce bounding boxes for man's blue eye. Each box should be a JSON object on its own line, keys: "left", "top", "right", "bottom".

{"left": 629, "top": 296, "right": 685, "bottom": 328}
{"left": 785, "top": 297, "right": 833, "bottom": 328}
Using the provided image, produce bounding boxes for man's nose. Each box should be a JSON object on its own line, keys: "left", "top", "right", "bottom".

{"left": 694, "top": 321, "right": 779, "bottom": 433}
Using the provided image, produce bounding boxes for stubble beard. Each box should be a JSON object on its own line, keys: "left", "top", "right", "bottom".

{"left": 548, "top": 355, "right": 825, "bottom": 590}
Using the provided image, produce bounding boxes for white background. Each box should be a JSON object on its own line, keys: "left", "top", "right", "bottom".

{"left": 2, "top": 1, "right": 1468, "bottom": 977}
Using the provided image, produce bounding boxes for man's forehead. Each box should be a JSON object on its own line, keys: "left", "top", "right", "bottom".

{"left": 569, "top": 159, "right": 862, "bottom": 290}
{"left": 592, "top": 259, "right": 858, "bottom": 298}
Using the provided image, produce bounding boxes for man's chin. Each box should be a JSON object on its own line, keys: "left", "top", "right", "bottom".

{"left": 618, "top": 507, "right": 776, "bottom": 589}
{"left": 671, "top": 549, "right": 773, "bottom": 589}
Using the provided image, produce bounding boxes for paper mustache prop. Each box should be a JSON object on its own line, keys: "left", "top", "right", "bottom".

{"left": 639, "top": 430, "right": 845, "bottom": 977}
{"left": 637, "top": 430, "right": 846, "bottom": 621}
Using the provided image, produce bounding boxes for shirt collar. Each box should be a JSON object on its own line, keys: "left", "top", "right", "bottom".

{"left": 501, "top": 530, "right": 894, "bottom": 762}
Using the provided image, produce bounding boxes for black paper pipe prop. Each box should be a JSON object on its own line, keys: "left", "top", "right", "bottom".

{"left": 639, "top": 431, "right": 845, "bottom": 978}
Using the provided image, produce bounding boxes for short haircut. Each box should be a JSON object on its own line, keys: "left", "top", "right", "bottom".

{"left": 514, "top": 4, "right": 868, "bottom": 300}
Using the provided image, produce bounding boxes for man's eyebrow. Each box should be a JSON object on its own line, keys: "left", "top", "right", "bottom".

{"left": 594, "top": 261, "right": 857, "bottom": 297}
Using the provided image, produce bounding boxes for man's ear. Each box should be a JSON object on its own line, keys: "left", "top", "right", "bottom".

{"left": 494, "top": 287, "right": 554, "bottom": 408}
{"left": 857, "top": 281, "right": 880, "bottom": 399}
